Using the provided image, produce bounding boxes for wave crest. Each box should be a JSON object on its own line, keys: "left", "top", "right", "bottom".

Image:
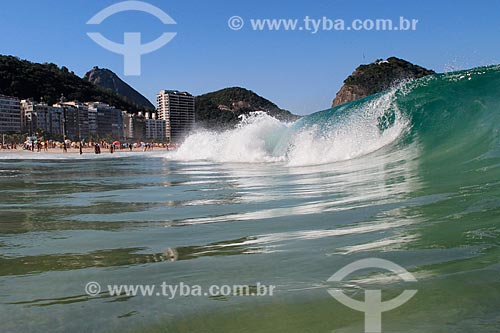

{"left": 171, "top": 88, "right": 409, "bottom": 166}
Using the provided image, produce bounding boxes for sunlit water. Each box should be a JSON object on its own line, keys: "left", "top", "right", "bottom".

{"left": 0, "top": 141, "right": 498, "bottom": 333}
{"left": 1, "top": 67, "right": 500, "bottom": 332}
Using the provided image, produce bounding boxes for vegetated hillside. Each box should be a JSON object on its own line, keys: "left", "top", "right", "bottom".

{"left": 196, "top": 87, "right": 300, "bottom": 129}
{"left": 0, "top": 55, "right": 149, "bottom": 112}
{"left": 332, "top": 57, "right": 435, "bottom": 107}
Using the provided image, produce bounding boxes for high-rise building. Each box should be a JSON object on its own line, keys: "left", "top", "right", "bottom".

{"left": 87, "top": 108, "right": 98, "bottom": 137}
{"left": 53, "top": 101, "right": 90, "bottom": 141}
{"left": 156, "top": 90, "right": 195, "bottom": 143}
{"left": 0, "top": 95, "right": 21, "bottom": 134}
{"left": 122, "top": 111, "right": 145, "bottom": 141}
{"left": 21, "top": 99, "right": 63, "bottom": 136}
{"left": 86, "top": 102, "right": 123, "bottom": 140}
{"left": 144, "top": 112, "right": 166, "bottom": 141}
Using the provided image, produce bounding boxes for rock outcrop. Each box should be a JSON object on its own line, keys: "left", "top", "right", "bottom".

{"left": 0, "top": 55, "right": 149, "bottom": 113}
{"left": 332, "top": 57, "right": 435, "bottom": 107}
{"left": 84, "top": 67, "right": 154, "bottom": 110}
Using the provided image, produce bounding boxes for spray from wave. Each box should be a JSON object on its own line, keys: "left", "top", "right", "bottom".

{"left": 170, "top": 65, "right": 500, "bottom": 167}
{"left": 170, "top": 87, "right": 409, "bottom": 166}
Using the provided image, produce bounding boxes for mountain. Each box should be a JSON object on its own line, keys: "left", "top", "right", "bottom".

{"left": 84, "top": 67, "right": 154, "bottom": 110}
{"left": 196, "top": 87, "right": 300, "bottom": 129}
{"left": 332, "top": 57, "right": 435, "bottom": 107}
{"left": 0, "top": 55, "right": 149, "bottom": 112}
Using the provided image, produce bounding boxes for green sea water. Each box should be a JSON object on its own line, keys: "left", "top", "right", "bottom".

{"left": 0, "top": 66, "right": 499, "bottom": 332}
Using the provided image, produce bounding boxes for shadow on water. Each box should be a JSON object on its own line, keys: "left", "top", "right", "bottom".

{"left": 0, "top": 237, "right": 262, "bottom": 276}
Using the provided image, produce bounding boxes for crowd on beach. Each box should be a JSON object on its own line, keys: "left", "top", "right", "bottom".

{"left": 0, "top": 137, "right": 178, "bottom": 154}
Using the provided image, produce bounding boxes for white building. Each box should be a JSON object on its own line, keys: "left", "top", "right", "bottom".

{"left": 144, "top": 112, "right": 166, "bottom": 141}
{"left": 21, "top": 99, "right": 63, "bottom": 136}
{"left": 122, "top": 111, "right": 145, "bottom": 141}
{"left": 0, "top": 95, "right": 21, "bottom": 134}
{"left": 87, "top": 108, "right": 98, "bottom": 137}
{"left": 156, "top": 90, "right": 195, "bottom": 143}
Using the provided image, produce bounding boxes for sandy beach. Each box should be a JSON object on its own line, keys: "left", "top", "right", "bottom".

{"left": 0, "top": 147, "right": 172, "bottom": 155}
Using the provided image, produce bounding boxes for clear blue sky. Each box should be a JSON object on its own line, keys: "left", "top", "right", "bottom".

{"left": 1, "top": 0, "right": 500, "bottom": 115}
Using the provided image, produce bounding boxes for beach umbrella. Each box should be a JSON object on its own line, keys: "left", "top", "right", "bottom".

{"left": 65, "top": 139, "right": 71, "bottom": 144}
{"left": 112, "top": 141, "right": 120, "bottom": 146}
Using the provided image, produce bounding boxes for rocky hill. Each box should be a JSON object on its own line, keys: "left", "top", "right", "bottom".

{"left": 332, "top": 57, "right": 435, "bottom": 107}
{"left": 84, "top": 67, "right": 154, "bottom": 110}
{"left": 0, "top": 55, "right": 150, "bottom": 112}
{"left": 196, "top": 87, "right": 300, "bottom": 129}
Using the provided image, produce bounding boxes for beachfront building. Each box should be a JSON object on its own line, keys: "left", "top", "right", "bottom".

{"left": 87, "top": 107, "right": 98, "bottom": 137}
{"left": 53, "top": 101, "right": 90, "bottom": 141}
{"left": 156, "top": 90, "right": 195, "bottom": 143}
{"left": 0, "top": 94, "right": 21, "bottom": 134}
{"left": 122, "top": 111, "right": 145, "bottom": 141}
{"left": 144, "top": 112, "right": 166, "bottom": 141}
{"left": 21, "top": 99, "right": 64, "bottom": 136}
{"left": 86, "top": 102, "right": 123, "bottom": 140}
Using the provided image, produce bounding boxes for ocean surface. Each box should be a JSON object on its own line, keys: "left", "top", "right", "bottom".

{"left": 0, "top": 66, "right": 499, "bottom": 332}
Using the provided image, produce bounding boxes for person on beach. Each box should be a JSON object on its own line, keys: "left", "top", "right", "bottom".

{"left": 62, "top": 142, "right": 67, "bottom": 153}
{"left": 110, "top": 145, "right": 114, "bottom": 154}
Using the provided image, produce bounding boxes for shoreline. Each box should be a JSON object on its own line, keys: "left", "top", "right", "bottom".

{"left": 0, "top": 147, "right": 173, "bottom": 155}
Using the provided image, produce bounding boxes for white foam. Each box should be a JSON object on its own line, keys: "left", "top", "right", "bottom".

{"left": 170, "top": 112, "right": 290, "bottom": 163}
{"left": 170, "top": 89, "right": 409, "bottom": 166}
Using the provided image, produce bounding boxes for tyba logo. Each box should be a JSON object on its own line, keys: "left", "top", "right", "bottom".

{"left": 87, "top": 1, "right": 177, "bottom": 76}
{"left": 327, "top": 258, "right": 418, "bottom": 333}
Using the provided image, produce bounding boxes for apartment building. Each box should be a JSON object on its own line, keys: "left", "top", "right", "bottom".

{"left": 53, "top": 101, "right": 90, "bottom": 141}
{"left": 144, "top": 112, "right": 166, "bottom": 141}
{"left": 86, "top": 102, "right": 123, "bottom": 139}
{"left": 156, "top": 90, "right": 195, "bottom": 143}
{"left": 21, "top": 99, "right": 63, "bottom": 136}
{"left": 0, "top": 95, "right": 21, "bottom": 134}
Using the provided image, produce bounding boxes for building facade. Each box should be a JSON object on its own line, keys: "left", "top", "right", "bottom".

{"left": 21, "top": 100, "right": 63, "bottom": 136}
{"left": 156, "top": 90, "right": 195, "bottom": 143}
{"left": 122, "top": 111, "right": 145, "bottom": 141}
{"left": 144, "top": 112, "right": 166, "bottom": 141}
{"left": 54, "top": 101, "right": 90, "bottom": 141}
{"left": 87, "top": 108, "right": 98, "bottom": 137}
{"left": 0, "top": 95, "right": 21, "bottom": 134}
{"left": 87, "top": 102, "right": 123, "bottom": 140}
